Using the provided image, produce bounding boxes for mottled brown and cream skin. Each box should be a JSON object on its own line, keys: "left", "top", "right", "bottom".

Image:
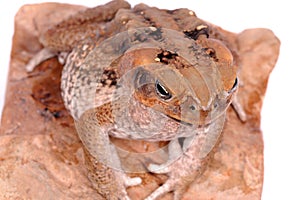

{"left": 26, "top": 1, "right": 245, "bottom": 199}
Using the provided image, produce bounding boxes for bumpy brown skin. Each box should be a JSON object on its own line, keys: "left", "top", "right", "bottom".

{"left": 32, "top": 1, "right": 240, "bottom": 199}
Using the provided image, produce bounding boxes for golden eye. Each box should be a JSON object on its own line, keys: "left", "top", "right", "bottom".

{"left": 155, "top": 80, "right": 172, "bottom": 100}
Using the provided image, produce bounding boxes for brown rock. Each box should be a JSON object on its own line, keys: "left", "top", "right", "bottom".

{"left": 0, "top": 2, "right": 280, "bottom": 200}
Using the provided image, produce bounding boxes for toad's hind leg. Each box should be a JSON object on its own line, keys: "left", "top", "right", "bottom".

{"left": 25, "top": 0, "right": 131, "bottom": 72}
{"left": 25, "top": 48, "right": 57, "bottom": 72}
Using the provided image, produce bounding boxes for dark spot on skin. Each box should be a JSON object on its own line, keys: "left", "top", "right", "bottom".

{"left": 156, "top": 50, "right": 179, "bottom": 64}
{"left": 134, "top": 32, "right": 148, "bottom": 42}
{"left": 143, "top": 17, "right": 156, "bottom": 26}
{"left": 100, "top": 68, "right": 118, "bottom": 87}
{"left": 134, "top": 28, "right": 163, "bottom": 42}
{"left": 202, "top": 47, "right": 218, "bottom": 62}
{"left": 184, "top": 25, "right": 209, "bottom": 40}
{"left": 156, "top": 50, "right": 191, "bottom": 69}
{"left": 148, "top": 27, "right": 163, "bottom": 41}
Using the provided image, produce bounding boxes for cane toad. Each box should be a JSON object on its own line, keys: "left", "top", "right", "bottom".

{"left": 26, "top": 0, "right": 246, "bottom": 199}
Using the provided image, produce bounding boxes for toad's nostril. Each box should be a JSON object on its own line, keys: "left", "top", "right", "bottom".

{"left": 214, "top": 102, "right": 218, "bottom": 108}
{"left": 189, "top": 105, "right": 196, "bottom": 111}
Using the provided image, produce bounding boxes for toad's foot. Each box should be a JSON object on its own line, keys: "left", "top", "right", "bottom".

{"left": 145, "top": 149, "right": 203, "bottom": 200}
{"left": 122, "top": 172, "right": 143, "bottom": 188}
{"left": 146, "top": 155, "right": 200, "bottom": 200}
{"left": 115, "top": 171, "right": 142, "bottom": 200}
{"left": 144, "top": 123, "right": 219, "bottom": 200}
{"left": 232, "top": 94, "right": 247, "bottom": 122}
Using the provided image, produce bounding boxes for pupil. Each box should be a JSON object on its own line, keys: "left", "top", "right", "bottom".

{"left": 232, "top": 78, "right": 238, "bottom": 89}
{"left": 228, "top": 78, "right": 238, "bottom": 93}
{"left": 155, "top": 80, "right": 172, "bottom": 100}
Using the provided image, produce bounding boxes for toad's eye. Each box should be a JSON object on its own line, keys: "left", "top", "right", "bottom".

{"left": 228, "top": 78, "right": 238, "bottom": 94}
{"left": 155, "top": 80, "right": 172, "bottom": 100}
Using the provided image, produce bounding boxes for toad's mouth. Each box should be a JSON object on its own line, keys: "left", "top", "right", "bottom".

{"left": 166, "top": 113, "right": 213, "bottom": 129}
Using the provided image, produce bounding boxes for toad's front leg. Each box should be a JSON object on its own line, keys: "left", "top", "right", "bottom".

{"left": 145, "top": 115, "right": 226, "bottom": 200}
{"left": 84, "top": 148, "right": 141, "bottom": 200}
{"left": 75, "top": 109, "right": 142, "bottom": 200}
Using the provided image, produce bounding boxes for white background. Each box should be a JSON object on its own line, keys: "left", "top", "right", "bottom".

{"left": 0, "top": 1, "right": 299, "bottom": 199}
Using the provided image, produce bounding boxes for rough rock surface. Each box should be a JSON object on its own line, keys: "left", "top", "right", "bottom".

{"left": 0, "top": 2, "right": 280, "bottom": 200}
